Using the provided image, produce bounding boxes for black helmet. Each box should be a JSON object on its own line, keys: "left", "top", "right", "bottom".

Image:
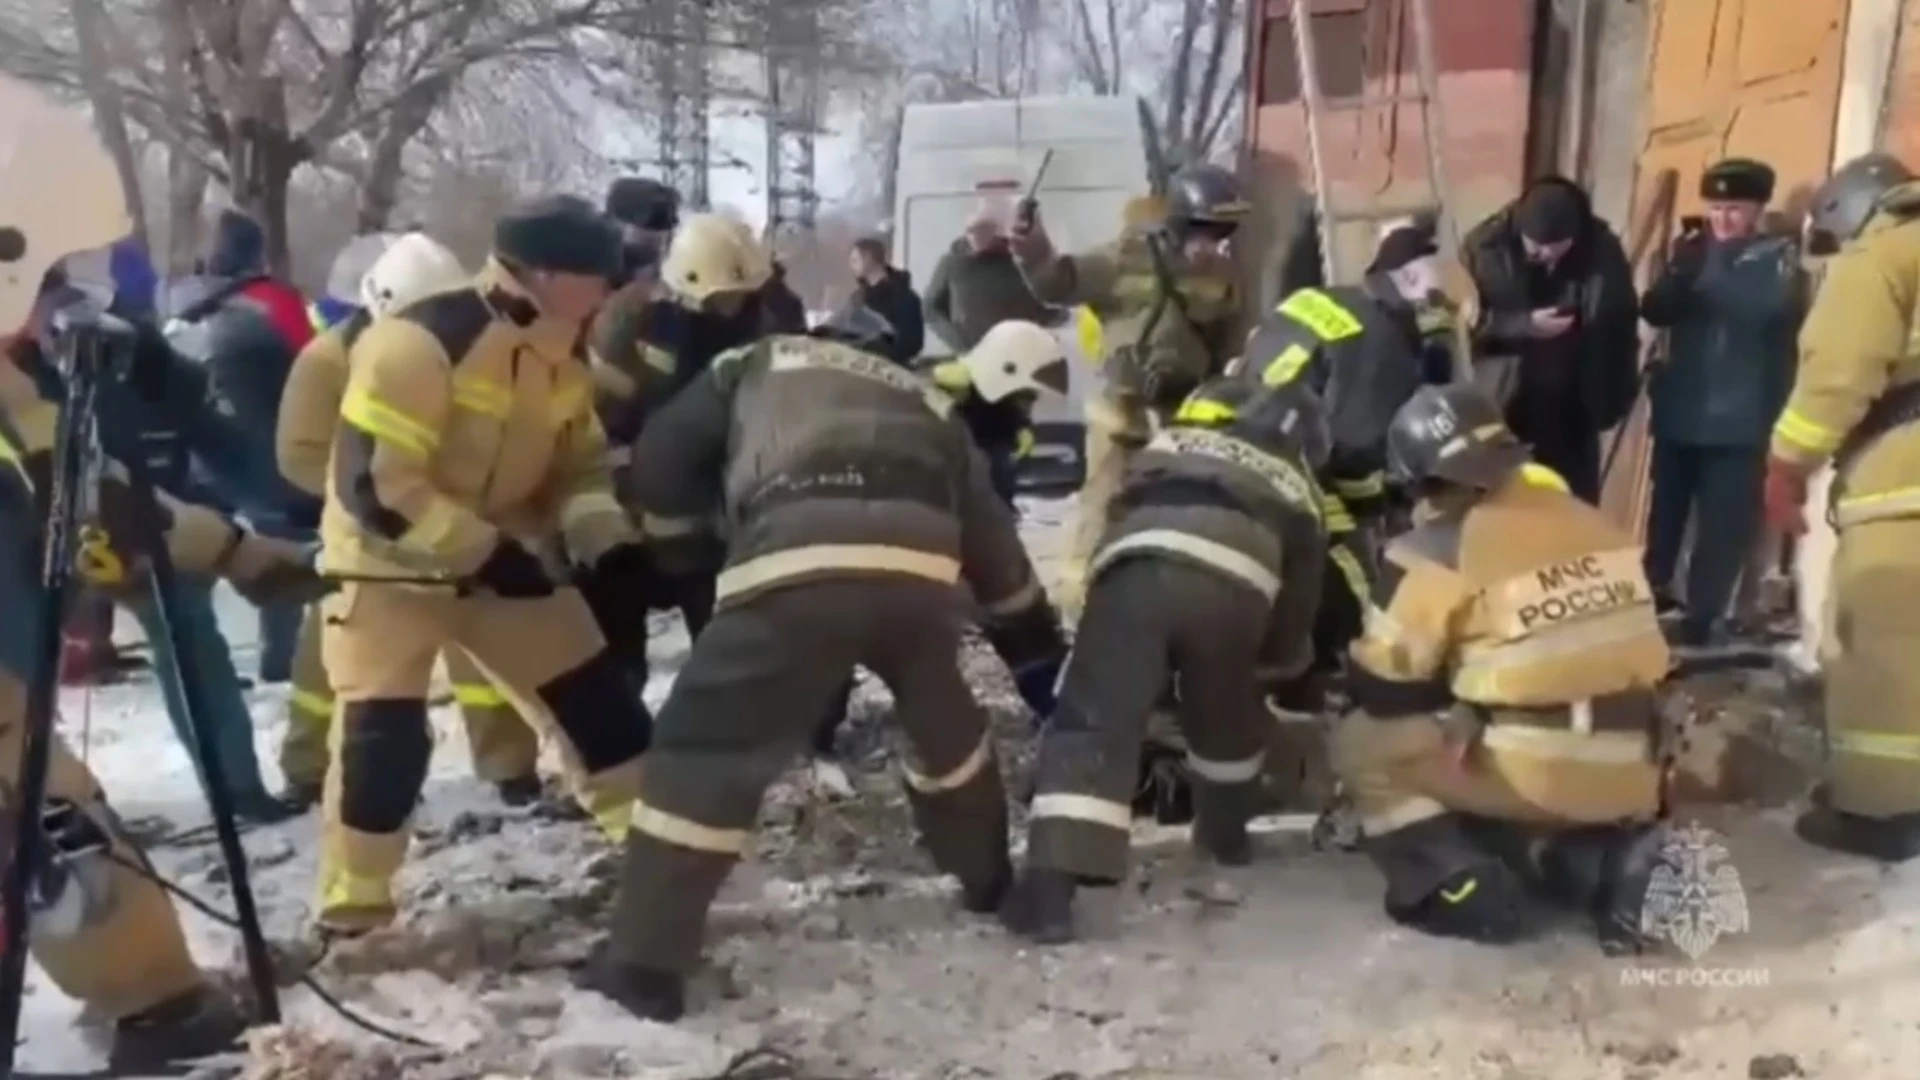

{"left": 1386, "top": 383, "right": 1528, "bottom": 489}
{"left": 604, "top": 177, "right": 681, "bottom": 233}
{"left": 810, "top": 302, "right": 897, "bottom": 356}
{"left": 1808, "top": 153, "right": 1914, "bottom": 254}
{"left": 1167, "top": 165, "right": 1250, "bottom": 231}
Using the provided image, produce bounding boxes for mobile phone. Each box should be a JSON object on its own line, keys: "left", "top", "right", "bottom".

{"left": 1680, "top": 215, "right": 1707, "bottom": 234}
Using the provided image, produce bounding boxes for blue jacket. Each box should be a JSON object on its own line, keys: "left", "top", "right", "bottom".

{"left": 1641, "top": 234, "right": 1805, "bottom": 447}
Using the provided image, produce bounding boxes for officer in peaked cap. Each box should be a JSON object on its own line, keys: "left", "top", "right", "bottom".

{"left": 1700, "top": 157, "right": 1776, "bottom": 205}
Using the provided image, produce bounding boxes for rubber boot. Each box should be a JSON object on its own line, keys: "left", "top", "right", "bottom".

{"left": 573, "top": 941, "right": 686, "bottom": 1022}
{"left": 59, "top": 632, "right": 114, "bottom": 687}
{"left": 1191, "top": 781, "right": 1260, "bottom": 867}
{"left": 999, "top": 868, "right": 1077, "bottom": 944}
{"left": 1593, "top": 824, "right": 1666, "bottom": 956}
{"left": 495, "top": 773, "right": 544, "bottom": 808}
{"left": 108, "top": 985, "right": 247, "bottom": 1072}
{"left": 959, "top": 848, "right": 1015, "bottom": 915}
{"left": 1385, "top": 862, "right": 1541, "bottom": 945}
{"left": 1796, "top": 802, "right": 1920, "bottom": 863}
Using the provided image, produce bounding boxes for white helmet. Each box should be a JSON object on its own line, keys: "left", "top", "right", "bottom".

{"left": 325, "top": 232, "right": 398, "bottom": 302}
{"left": 662, "top": 213, "right": 772, "bottom": 303}
{"left": 360, "top": 232, "right": 466, "bottom": 316}
{"left": 959, "top": 320, "right": 1071, "bottom": 403}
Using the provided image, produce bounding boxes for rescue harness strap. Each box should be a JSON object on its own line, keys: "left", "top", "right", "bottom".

{"left": 1829, "top": 379, "right": 1920, "bottom": 518}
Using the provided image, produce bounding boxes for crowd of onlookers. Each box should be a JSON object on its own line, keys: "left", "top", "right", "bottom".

{"left": 1455, "top": 158, "right": 1801, "bottom": 653}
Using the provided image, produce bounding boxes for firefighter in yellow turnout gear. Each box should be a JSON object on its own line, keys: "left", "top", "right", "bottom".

{"left": 1768, "top": 154, "right": 1920, "bottom": 861}
{"left": 1011, "top": 165, "right": 1247, "bottom": 618}
{"left": 1334, "top": 384, "right": 1671, "bottom": 951}
{"left": 3, "top": 350, "right": 312, "bottom": 1069}
{"left": 277, "top": 233, "right": 544, "bottom": 808}
{"left": 313, "top": 196, "right": 652, "bottom": 934}
{"left": 0, "top": 73, "right": 333, "bottom": 1067}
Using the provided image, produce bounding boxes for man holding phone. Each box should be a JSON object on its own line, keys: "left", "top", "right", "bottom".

{"left": 1460, "top": 178, "right": 1640, "bottom": 501}
{"left": 1639, "top": 158, "right": 1804, "bottom": 649}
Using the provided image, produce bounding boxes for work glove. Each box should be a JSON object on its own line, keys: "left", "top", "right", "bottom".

{"left": 223, "top": 533, "right": 329, "bottom": 607}
{"left": 1762, "top": 456, "right": 1810, "bottom": 536}
{"left": 575, "top": 543, "right": 665, "bottom": 652}
{"left": 473, "top": 538, "right": 554, "bottom": 598}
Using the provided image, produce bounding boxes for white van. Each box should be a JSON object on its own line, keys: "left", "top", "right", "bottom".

{"left": 892, "top": 95, "right": 1154, "bottom": 488}
{"left": 891, "top": 97, "right": 1154, "bottom": 382}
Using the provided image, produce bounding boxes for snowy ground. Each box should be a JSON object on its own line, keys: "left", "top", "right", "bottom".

{"left": 19, "top": 498, "right": 1920, "bottom": 1079}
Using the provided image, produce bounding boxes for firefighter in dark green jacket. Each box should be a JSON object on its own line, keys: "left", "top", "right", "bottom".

{"left": 1010, "top": 165, "right": 1248, "bottom": 619}
{"left": 1235, "top": 225, "right": 1447, "bottom": 706}
{"left": 1003, "top": 378, "right": 1329, "bottom": 943}
{"left": 579, "top": 313, "right": 1067, "bottom": 1021}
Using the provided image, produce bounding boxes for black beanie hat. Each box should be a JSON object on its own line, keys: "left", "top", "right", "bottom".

{"left": 1368, "top": 225, "right": 1440, "bottom": 275}
{"left": 494, "top": 195, "right": 624, "bottom": 278}
{"left": 604, "top": 177, "right": 681, "bottom": 232}
{"left": 1514, "top": 182, "right": 1587, "bottom": 244}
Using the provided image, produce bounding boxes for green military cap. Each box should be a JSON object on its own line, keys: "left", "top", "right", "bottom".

{"left": 1701, "top": 158, "right": 1776, "bottom": 203}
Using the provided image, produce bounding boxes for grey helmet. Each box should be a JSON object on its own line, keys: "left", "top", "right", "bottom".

{"left": 1808, "top": 153, "right": 1915, "bottom": 255}
{"left": 1386, "top": 383, "right": 1529, "bottom": 489}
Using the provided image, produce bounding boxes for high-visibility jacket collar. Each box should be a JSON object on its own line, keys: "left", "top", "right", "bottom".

{"left": 476, "top": 257, "right": 585, "bottom": 359}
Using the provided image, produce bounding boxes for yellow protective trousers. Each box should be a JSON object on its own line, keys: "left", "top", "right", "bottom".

{"left": 280, "top": 606, "right": 540, "bottom": 789}
{"left": 0, "top": 671, "right": 206, "bottom": 1020}
{"left": 316, "top": 583, "right": 649, "bottom": 931}
{"left": 1823, "top": 517, "right": 1920, "bottom": 818}
{"left": 1330, "top": 703, "right": 1661, "bottom": 904}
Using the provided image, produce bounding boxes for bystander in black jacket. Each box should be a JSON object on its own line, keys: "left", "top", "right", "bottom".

{"left": 855, "top": 264, "right": 925, "bottom": 364}
{"left": 1461, "top": 177, "right": 1639, "bottom": 502}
